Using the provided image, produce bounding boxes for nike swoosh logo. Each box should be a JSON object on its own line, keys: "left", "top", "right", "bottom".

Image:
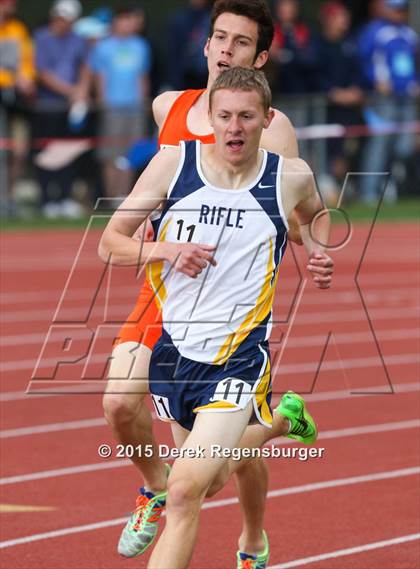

{"left": 258, "top": 183, "right": 275, "bottom": 189}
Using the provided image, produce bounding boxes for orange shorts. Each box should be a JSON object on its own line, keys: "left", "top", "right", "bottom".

{"left": 115, "top": 279, "right": 162, "bottom": 350}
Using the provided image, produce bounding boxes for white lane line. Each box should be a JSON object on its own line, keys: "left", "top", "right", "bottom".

{"left": 1, "top": 270, "right": 418, "bottom": 304}
{"left": 2, "top": 376, "right": 419, "bottom": 404}
{"left": 0, "top": 459, "right": 131, "bottom": 485}
{"left": 275, "top": 353, "right": 420, "bottom": 374}
{"left": 2, "top": 257, "right": 99, "bottom": 272}
{"left": 0, "top": 418, "right": 106, "bottom": 439}
{"left": 0, "top": 387, "right": 103, "bottom": 402}
{"left": 303, "top": 381, "right": 420, "bottom": 402}
{"left": 2, "top": 303, "right": 419, "bottom": 324}
{"left": 1, "top": 286, "right": 136, "bottom": 305}
{"left": 2, "top": 326, "right": 418, "bottom": 350}
{"left": 2, "top": 388, "right": 419, "bottom": 440}
{"left": 2, "top": 348, "right": 419, "bottom": 375}
{"left": 1, "top": 287, "right": 417, "bottom": 309}
{"left": 264, "top": 419, "right": 420, "bottom": 450}
{"left": 268, "top": 533, "right": 420, "bottom": 568}
{"left": 0, "top": 467, "right": 418, "bottom": 549}
{"left": 2, "top": 251, "right": 418, "bottom": 271}
{"left": 1, "top": 420, "right": 419, "bottom": 481}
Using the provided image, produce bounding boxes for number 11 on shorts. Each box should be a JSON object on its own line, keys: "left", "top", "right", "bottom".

{"left": 152, "top": 394, "right": 175, "bottom": 421}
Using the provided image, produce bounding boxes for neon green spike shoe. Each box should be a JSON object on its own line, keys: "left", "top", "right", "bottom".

{"left": 276, "top": 391, "right": 317, "bottom": 444}
{"left": 236, "top": 531, "right": 270, "bottom": 569}
{"left": 118, "top": 464, "right": 170, "bottom": 557}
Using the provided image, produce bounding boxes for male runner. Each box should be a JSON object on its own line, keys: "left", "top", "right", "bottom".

{"left": 100, "top": 67, "right": 332, "bottom": 569}
{"left": 101, "top": 0, "right": 331, "bottom": 563}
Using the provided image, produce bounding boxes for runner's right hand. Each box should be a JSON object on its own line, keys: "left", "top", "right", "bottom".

{"left": 166, "top": 243, "right": 217, "bottom": 278}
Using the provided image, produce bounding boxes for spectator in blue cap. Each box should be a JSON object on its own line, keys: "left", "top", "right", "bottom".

{"left": 358, "top": 0, "right": 419, "bottom": 203}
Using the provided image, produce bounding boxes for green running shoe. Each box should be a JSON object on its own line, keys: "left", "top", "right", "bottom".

{"left": 276, "top": 391, "right": 317, "bottom": 444}
{"left": 236, "top": 531, "right": 270, "bottom": 569}
{"left": 118, "top": 465, "right": 170, "bottom": 558}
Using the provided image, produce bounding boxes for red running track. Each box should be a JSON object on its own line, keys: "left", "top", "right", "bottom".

{"left": 0, "top": 222, "right": 419, "bottom": 568}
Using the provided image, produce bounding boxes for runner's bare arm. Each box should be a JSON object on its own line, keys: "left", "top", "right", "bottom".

{"left": 125, "top": 91, "right": 183, "bottom": 243}
{"left": 99, "top": 147, "right": 180, "bottom": 265}
{"left": 152, "top": 90, "right": 182, "bottom": 130}
{"left": 99, "top": 147, "right": 216, "bottom": 276}
{"left": 282, "top": 158, "right": 333, "bottom": 289}
{"left": 261, "top": 109, "right": 302, "bottom": 245}
{"left": 260, "top": 110, "right": 299, "bottom": 159}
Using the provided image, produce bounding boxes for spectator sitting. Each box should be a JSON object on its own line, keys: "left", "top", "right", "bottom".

{"left": 358, "top": 0, "right": 419, "bottom": 203}
{"left": 88, "top": 3, "right": 152, "bottom": 199}
{"left": 34, "top": 0, "right": 89, "bottom": 218}
{"left": 315, "top": 1, "right": 364, "bottom": 198}
{"left": 0, "top": 0, "right": 35, "bottom": 216}
{"left": 166, "top": 0, "right": 211, "bottom": 90}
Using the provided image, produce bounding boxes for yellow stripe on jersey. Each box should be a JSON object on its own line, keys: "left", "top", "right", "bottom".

{"left": 255, "top": 355, "right": 272, "bottom": 426}
{"left": 213, "top": 238, "right": 277, "bottom": 365}
{"left": 147, "top": 218, "right": 172, "bottom": 310}
{"left": 193, "top": 400, "right": 238, "bottom": 413}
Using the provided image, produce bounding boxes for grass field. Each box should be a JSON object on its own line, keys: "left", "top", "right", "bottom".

{"left": 1, "top": 198, "right": 419, "bottom": 232}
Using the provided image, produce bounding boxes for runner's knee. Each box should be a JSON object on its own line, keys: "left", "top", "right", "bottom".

{"left": 235, "top": 455, "right": 269, "bottom": 481}
{"left": 103, "top": 392, "right": 144, "bottom": 426}
{"left": 166, "top": 476, "right": 205, "bottom": 514}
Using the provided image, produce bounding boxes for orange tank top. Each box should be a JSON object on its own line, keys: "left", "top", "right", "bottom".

{"left": 158, "top": 89, "right": 215, "bottom": 146}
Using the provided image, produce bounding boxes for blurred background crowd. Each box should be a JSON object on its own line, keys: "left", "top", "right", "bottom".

{"left": 0, "top": 0, "right": 419, "bottom": 219}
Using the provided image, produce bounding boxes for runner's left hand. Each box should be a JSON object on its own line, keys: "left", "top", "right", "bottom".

{"left": 307, "top": 253, "right": 333, "bottom": 289}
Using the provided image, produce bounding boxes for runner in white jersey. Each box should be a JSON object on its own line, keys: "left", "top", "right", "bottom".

{"left": 150, "top": 139, "right": 286, "bottom": 352}
{"left": 100, "top": 68, "right": 333, "bottom": 569}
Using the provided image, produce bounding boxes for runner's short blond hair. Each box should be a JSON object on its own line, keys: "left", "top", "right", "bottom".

{"left": 209, "top": 67, "right": 272, "bottom": 113}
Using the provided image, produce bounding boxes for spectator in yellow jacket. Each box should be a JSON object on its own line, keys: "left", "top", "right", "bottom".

{"left": 0, "top": 0, "right": 35, "bottom": 215}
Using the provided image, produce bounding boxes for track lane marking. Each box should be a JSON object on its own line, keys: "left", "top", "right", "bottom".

{"left": 0, "top": 418, "right": 107, "bottom": 438}
{"left": 268, "top": 533, "right": 420, "bottom": 568}
{"left": 2, "top": 377, "right": 419, "bottom": 403}
{"left": 2, "top": 348, "right": 419, "bottom": 374}
{"left": 2, "top": 303, "right": 419, "bottom": 324}
{"left": 2, "top": 326, "right": 418, "bottom": 349}
{"left": 2, "top": 287, "right": 417, "bottom": 309}
{"left": 1, "top": 394, "right": 419, "bottom": 440}
{"left": 0, "top": 504, "right": 56, "bottom": 513}
{"left": 1, "top": 419, "right": 419, "bottom": 482}
{"left": 0, "top": 467, "right": 418, "bottom": 549}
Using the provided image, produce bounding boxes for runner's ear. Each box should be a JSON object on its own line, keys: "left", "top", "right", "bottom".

{"left": 263, "top": 108, "right": 275, "bottom": 129}
{"left": 208, "top": 106, "right": 214, "bottom": 127}
{"left": 253, "top": 50, "right": 268, "bottom": 70}
{"left": 204, "top": 38, "right": 210, "bottom": 58}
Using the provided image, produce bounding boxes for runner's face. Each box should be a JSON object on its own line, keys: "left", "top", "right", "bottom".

{"left": 209, "top": 89, "right": 273, "bottom": 165}
{"left": 205, "top": 13, "right": 268, "bottom": 82}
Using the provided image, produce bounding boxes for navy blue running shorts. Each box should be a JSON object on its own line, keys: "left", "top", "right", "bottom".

{"left": 149, "top": 329, "right": 272, "bottom": 431}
